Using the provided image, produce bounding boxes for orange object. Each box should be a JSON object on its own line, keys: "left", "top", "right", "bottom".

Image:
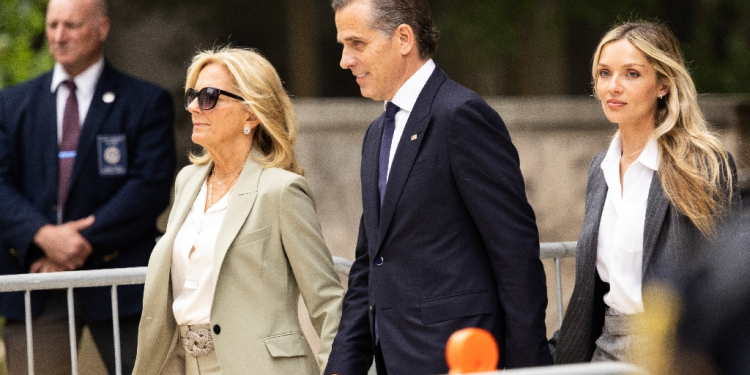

{"left": 445, "top": 328, "right": 499, "bottom": 374}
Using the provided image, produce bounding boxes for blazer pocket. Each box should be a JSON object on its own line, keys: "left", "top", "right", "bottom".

{"left": 420, "top": 290, "right": 494, "bottom": 325}
{"left": 613, "top": 216, "right": 645, "bottom": 253}
{"left": 263, "top": 332, "right": 308, "bottom": 358}
{"left": 232, "top": 225, "right": 271, "bottom": 247}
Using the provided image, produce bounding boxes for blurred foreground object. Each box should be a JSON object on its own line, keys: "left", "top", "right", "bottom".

{"left": 673, "top": 211, "right": 750, "bottom": 375}
{"left": 634, "top": 283, "right": 681, "bottom": 374}
{"left": 446, "top": 328, "right": 499, "bottom": 374}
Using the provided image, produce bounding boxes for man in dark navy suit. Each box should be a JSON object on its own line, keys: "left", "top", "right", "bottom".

{"left": 325, "top": 0, "right": 552, "bottom": 374}
{"left": 0, "top": 0, "right": 175, "bottom": 373}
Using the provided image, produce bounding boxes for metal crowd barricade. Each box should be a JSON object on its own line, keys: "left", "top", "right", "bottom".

{"left": 539, "top": 241, "right": 577, "bottom": 328}
{"left": 463, "top": 362, "right": 646, "bottom": 375}
{"left": 0, "top": 267, "right": 146, "bottom": 375}
{"left": 0, "top": 247, "right": 579, "bottom": 375}
{"left": 0, "top": 256, "right": 352, "bottom": 375}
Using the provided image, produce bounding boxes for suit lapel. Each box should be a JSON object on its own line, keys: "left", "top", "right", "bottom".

{"left": 583, "top": 154, "right": 669, "bottom": 281}
{"left": 375, "top": 68, "right": 447, "bottom": 252}
{"left": 209, "top": 152, "right": 262, "bottom": 294}
{"left": 40, "top": 75, "right": 59, "bottom": 190}
{"left": 149, "top": 163, "right": 212, "bottom": 284}
{"left": 143, "top": 162, "right": 211, "bottom": 322}
{"left": 171, "top": 163, "right": 213, "bottom": 238}
{"left": 582, "top": 156, "right": 608, "bottom": 272}
{"left": 641, "top": 173, "right": 669, "bottom": 273}
{"left": 69, "top": 63, "right": 118, "bottom": 191}
{"left": 363, "top": 117, "right": 384, "bottom": 249}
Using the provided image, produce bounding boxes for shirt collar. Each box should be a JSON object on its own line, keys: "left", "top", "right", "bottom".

{"left": 384, "top": 58, "right": 436, "bottom": 113}
{"left": 638, "top": 137, "right": 659, "bottom": 171}
{"left": 50, "top": 56, "right": 105, "bottom": 95}
{"left": 601, "top": 132, "right": 660, "bottom": 172}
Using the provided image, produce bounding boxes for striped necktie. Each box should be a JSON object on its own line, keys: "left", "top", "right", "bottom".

{"left": 58, "top": 79, "right": 80, "bottom": 220}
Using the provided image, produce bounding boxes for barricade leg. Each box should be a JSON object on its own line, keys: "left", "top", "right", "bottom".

{"left": 67, "top": 287, "right": 79, "bottom": 375}
{"left": 24, "top": 290, "right": 34, "bottom": 375}
{"left": 111, "top": 285, "right": 122, "bottom": 375}
{"left": 555, "top": 257, "right": 564, "bottom": 328}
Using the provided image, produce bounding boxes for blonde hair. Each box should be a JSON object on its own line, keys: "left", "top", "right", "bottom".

{"left": 592, "top": 21, "right": 733, "bottom": 236}
{"left": 185, "top": 46, "right": 304, "bottom": 176}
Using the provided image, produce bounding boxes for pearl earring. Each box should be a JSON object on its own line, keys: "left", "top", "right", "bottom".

{"left": 243, "top": 126, "right": 251, "bottom": 135}
{"left": 659, "top": 94, "right": 663, "bottom": 99}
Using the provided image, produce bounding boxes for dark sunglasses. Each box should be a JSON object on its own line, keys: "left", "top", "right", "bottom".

{"left": 184, "top": 87, "right": 245, "bottom": 111}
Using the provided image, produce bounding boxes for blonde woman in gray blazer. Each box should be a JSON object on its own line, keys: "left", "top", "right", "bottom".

{"left": 552, "top": 21, "right": 737, "bottom": 364}
{"left": 132, "top": 47, "right": 343, "bottom": 375}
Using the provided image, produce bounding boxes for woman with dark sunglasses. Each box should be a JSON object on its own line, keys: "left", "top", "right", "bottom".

{"left": 132, "top": 46, "right": 344, "bottom": 375}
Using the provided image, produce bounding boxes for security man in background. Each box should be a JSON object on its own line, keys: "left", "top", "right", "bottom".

{"left": 0, "top": 0, "right": 175, "bottom": 373}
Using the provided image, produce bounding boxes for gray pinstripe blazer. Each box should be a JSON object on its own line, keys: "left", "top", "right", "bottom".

{"left": 552, "top": 150, "right": 737, "bottom": 363}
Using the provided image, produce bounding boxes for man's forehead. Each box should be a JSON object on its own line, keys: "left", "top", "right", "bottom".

{"left": 336, "top": 16, "right": 380, "bottom": 43}
{"left": 47, "top": 0, "right": 96, "bottom": 20}
{"left": 337, "top": 29, "right": 363, "bottom": 43}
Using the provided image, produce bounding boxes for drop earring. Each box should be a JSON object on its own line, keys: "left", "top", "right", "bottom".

{"left": 243, "top": 126, "right": 251, "bottom": 135}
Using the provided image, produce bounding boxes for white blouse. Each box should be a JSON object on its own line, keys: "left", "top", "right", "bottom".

{"left": 596, "top": 133, "right": 659, "bottom": 314}
{"left": 171, "top": 180, "right": 232, "bottom": 325}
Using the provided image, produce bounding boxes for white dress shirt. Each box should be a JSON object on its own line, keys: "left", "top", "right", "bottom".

{"left": 171, "top": 179, "right": 233, "bottom": 325}
{"left": 50, "top": 56, "right": 105, "bottom": 142}
{"left": 596, "top": 133, "right": 659, "bottom": 314}
{"left": 383, "top": 59, "right": 436, "bottom": 180}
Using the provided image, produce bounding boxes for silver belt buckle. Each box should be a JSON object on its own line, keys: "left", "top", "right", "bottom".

{"left": 182, "top": 328, "right": 215, "bottom": 357}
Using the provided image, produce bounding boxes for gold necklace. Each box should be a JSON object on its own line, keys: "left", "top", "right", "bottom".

{"left": 208, "top": 168, "right": 241, "bottom": 208}
{"left": 213, "top": 168, "right": 242, "bottom": 186}
{"left": 621, "top": 146, "right": 646, "bottom": 163}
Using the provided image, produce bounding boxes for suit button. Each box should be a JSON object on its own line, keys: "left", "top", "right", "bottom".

{"left": 213, "top": 325, "right": 221, "bottom": 334}
{"left": 52, "top": 205, "right": 57, "bottom": 212}
{"left": 374, "top": 257, "right": 383, "bottom": 265}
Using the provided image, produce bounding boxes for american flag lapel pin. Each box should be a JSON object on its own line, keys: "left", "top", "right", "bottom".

{"left": 411, "top": 134, "right": 418, "bottom": 141}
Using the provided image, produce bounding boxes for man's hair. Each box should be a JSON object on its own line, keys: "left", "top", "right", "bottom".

{"left": 332, "top": 0, "right": 438, "bottom": 59}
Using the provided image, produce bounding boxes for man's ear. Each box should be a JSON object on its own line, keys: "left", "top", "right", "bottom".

{"left": 98, "top": 16, "right": 111, "bottom": 42}
{"left": 394, "top": 23, "right": 416, "bottom": 56}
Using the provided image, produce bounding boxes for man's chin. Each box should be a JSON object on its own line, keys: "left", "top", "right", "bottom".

{"left": 359, "top": 87, "right": 379, "bottom": 101}
{"left": 53, "top": 56, "right": 78, "bottom": 69}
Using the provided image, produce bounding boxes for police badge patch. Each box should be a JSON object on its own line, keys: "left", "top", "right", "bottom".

{"left": 97, "top": 134, "right": 128, "bottom": 176}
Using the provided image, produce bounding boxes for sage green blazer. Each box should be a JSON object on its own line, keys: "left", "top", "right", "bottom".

{"left": 132, "top": 152, "right": 344, "bottom": 375}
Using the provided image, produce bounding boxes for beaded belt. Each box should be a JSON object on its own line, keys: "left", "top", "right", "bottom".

{"left": 180, "top": 325, "right": 215, "bottom": 357}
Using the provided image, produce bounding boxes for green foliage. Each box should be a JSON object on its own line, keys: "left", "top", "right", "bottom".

{"left": 431, "top": 0, "right": 750, "bottom": 94}
{"left": 560, "top": 0, "right": 750, "bottom": 94}
{"left": 435, "top": 1, "right": 533, "bottom": 66}
{"left": 686, "top": 0, "right": 750, "bottom": 93}
{"left": 0, "top": 0, "right": 55, "bottom": 89}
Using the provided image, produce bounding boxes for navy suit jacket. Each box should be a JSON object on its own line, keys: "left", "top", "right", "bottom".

{"left": 326, "top": 66, "right": 552, "bottom": 375}
{"left": 0, "top": 62, "right": 176, "bottom": 321}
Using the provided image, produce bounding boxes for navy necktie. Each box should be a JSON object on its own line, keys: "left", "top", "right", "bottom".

{"left": 59, "top": 80, "right": 80, "bottom": 220}
{"left": 378, "top": 102, "right": 400, "bottom": 206}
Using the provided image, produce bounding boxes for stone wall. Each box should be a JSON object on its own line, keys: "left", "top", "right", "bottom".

{"left": 293, "top": 95, "right": 747, "bottom": 256}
